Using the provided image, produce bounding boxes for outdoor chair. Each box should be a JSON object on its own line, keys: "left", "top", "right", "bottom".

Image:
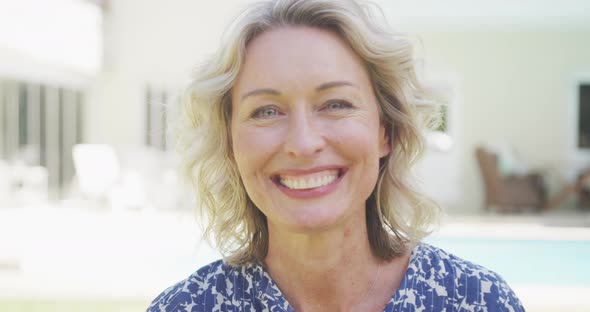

{"left": 475, "top": 146, "right": 547, "bottom": 213}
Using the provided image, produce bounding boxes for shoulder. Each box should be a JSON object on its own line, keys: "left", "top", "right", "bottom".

{"left": 407, "top": 243, "right": 525, "bottom": 311}
{"left": 146, "top": 259, "right": 258, "bottom": 312}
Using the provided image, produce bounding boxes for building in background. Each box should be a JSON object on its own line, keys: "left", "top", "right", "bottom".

{"left": 1, "top": 1, "right": 590, "bottom": 311}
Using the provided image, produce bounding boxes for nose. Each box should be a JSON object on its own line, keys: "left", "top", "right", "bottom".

{"left": 283, "top": 110, "right": 325, "bottom": 158}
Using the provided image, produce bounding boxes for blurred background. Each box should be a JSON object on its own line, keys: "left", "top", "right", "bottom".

{"left": 1, "top": 0, "right": 590, "bottom": 311}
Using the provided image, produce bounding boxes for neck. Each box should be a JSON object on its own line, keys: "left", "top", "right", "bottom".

{"left": 264, "top": 210, "right": 383, "bottom": 311}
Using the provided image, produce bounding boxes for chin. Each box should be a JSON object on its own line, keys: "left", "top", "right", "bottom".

{"left": 274, "top": 203, "right": 360, "bottom": 234}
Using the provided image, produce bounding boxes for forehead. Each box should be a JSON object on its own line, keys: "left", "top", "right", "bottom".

{"left": 233, "top": 26, "right": 372, "bottom": 94}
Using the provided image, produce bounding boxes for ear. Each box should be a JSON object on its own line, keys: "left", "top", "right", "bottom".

{"left": 378, "top": 124, "right": 391, "bottom": 158}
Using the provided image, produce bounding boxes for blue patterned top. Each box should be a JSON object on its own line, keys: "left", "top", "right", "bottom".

{"left": 147, "top": 243, "right": 524, "bottom": 311}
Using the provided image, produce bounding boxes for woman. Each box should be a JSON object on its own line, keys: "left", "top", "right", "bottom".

{"left": 148, "top": 0, "right": 524, "bottom": 311}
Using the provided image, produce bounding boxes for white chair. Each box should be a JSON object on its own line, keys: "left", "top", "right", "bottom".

{"left": 72, "top": 144, "right": 121, "bottom": 205}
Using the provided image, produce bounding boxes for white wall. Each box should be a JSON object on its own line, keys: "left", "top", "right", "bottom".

{"left": 0, "top": 0, "right": 102, "bottom": 86}
{"left": 89, "top": 0, "right": 590, "bottom": 213}
{"left": 85, "top": 0, "right": 247, "bottom": 147}
{"left": 416, "top": 31, "right": 590, "bottom": 212}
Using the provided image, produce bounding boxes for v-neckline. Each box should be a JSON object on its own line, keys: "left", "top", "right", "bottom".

{"left": 254, "top": 243, "right": 424, "bottom": 312}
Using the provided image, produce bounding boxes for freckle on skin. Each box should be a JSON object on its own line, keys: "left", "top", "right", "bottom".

{"left": 343, "top": 227, "right": 352, "bottom": 238}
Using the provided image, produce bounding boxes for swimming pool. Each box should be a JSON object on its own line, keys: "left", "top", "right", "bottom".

{"left": 425, "top": 237, "right": 590, "bottom": 286}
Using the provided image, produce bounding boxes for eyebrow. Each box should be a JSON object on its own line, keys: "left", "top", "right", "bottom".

{"left": 315, "top": 81, "right": 358, "bottom": 92}
{"left": 240, "top": 80, "right": 358, "bottom": 102}
{"left": 240, "top": 88, "right": 281, "bottom": 101}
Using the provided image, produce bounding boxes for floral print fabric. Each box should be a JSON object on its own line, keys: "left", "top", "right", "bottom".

{"left": 147, "top": 243, "right": 524, "bottom": 311}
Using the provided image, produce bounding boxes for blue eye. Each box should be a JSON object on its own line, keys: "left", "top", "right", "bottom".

{"left": 324, "top": 101, "right": 353, "bottom": 110}
{"left": 253, "top": 107, "right": 280, "bottom": 119}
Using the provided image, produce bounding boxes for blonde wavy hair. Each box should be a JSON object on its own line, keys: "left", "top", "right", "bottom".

{"left": 179, "top": 0, "right": 440, "bottom": 266}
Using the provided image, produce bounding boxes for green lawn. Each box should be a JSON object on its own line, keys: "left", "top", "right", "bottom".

{"left": 0, "top": 300, "right": 150, "bottom": 312}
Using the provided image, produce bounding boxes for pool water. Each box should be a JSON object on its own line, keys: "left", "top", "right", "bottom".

{"left": 425, "top": 237, "right": 590, "bottom": 286}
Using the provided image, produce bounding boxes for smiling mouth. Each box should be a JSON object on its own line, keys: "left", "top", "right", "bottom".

{"left": 272, "top": 169, "right": 345, "bottom": 190}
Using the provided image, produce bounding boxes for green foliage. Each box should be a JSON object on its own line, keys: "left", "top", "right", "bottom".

{"left": 435, "top": 105, "right": 447, "bottom": 132}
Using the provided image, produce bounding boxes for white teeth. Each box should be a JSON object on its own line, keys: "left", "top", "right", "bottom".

{"left": 279, "top": 170, "right": 339, "bottom": 190}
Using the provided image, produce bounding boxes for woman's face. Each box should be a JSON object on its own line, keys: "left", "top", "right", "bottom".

{"left": 231, "top": 26, "right": 390, "bottom": 233}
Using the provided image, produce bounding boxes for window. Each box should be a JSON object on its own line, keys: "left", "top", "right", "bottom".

{"left": 145, "top": 86, "right": 179, "bottom": 151}
{"left": 434, "top": 105, "right": 448, "bottom": 133}
{"left": 0, "top": 78, "right": 84, "bottom": 199}
{"left": 578, "top": 83, "right": 590, "bottom": 149}
{"left": 145, "top": 86, "right": 167, "bottom": 151}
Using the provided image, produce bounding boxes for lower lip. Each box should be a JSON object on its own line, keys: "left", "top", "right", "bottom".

{"left": 272, "top": 170, "right": 346, "bottom": 199}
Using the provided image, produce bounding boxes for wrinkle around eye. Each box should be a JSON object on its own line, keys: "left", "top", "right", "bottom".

{"left": 252, "top": 105, "right": 283, "bottom": 119}
{"left": 322, "top": 100, "right": 355, "bottom": 111}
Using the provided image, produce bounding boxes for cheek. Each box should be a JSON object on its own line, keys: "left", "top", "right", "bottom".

{"left": 327, "top": 120, "right": 383, "bottom": 193}
{"left": 327, "top": 120, "right": 382, "bottom": 160}
{"left": 231, "top": 126, "right": 285, "bottom": 212}
{"left": 232, "top": 125, "right": 283, "bottom": 176}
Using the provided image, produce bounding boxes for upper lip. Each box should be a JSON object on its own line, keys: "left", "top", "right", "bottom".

{"left": 272, "top": 165, "right": 345, "bottom": 176}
